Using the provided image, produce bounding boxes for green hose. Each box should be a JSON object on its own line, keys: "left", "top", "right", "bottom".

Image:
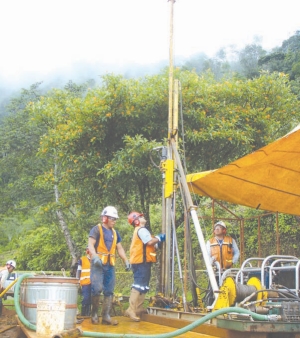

{"left": 15, "top": 273, "right": 274, "bottom": 338}
{"left": 14, "top": 273, "right": 36, "bottom": 331}
{"left": 81, "top": 307, "right": 272, "bottom": 338}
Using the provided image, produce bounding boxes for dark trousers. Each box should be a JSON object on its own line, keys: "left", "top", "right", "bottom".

{"left": 131, "top": 262, "right": 152, "bottom": 294}
{"left": 90, "top": 263, "right": 116, "bottom": 297}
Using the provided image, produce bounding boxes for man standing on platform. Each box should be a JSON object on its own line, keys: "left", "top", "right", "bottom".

{"left": 88, "top": 206, "right": 130, "bottom": 325}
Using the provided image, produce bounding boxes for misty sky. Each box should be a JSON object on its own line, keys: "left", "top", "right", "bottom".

{"left": 1, "top": 0, "right": 299, "bottom": 89}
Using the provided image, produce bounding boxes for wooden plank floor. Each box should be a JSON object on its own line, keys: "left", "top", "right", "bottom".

{"left": 19, "top": 315, "right": 219, "bottom": 338}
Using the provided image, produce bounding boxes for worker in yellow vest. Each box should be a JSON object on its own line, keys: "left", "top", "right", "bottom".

{"left": 88, "top": 206, "right": 131, "bottom": 325}
{"left": 77, "top": 247, "right": 91, "bottom": 316}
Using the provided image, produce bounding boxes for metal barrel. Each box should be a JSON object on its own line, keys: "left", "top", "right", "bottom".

{"left": 20, "top": 276, "right": 79, "bottom": 329}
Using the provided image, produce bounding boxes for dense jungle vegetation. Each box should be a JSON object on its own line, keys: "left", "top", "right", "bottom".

{"left": 0, "top": 31, "right": 300, "bottom": 274}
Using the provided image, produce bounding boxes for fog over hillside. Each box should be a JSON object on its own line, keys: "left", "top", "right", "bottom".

{"left": 0, "top": 58, "right": 172, "bottom": 115}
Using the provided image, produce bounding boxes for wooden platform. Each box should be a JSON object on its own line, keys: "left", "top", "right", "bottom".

{"left": 18, "top": 315, "right": 218, "bottom": 338}
{"left": 16, "top": 313, "right": 300, "bottom": 338}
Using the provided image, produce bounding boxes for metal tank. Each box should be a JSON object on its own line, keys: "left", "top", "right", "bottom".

{"left": 20, "top": 276, "right": 79, "bottom": 329}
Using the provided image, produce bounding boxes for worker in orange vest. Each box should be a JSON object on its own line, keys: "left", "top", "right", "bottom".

{"left": 124, "top": 211, "right": 165, "bottom": 322}
{"left": 206, "top": 221, "right": 240, "bottom": 270}
{"left": 77, "top": 247, "right": 91, "bottom": 316}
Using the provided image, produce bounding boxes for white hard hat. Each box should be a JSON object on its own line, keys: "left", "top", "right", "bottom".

{"left": 214, "top": 221, "right": 226, "bottom": 229}
{"left": 101, "top": 206, "right": 119, "bottom": 218}
{"left": 6, "top": 260, "right": 16, "bottom": 269}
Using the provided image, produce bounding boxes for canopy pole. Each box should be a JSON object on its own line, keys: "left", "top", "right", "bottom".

{"left": 258, "top": 216, "right": 261, "bottom": 257}
{"left": 240, "top": 219, "right": 244, "bottom": 263}
{"left": 276, "top": 212, "right": 280, "bottom": 254}
{"left": 171, "top": 139, "right": 219, "bottom": 306}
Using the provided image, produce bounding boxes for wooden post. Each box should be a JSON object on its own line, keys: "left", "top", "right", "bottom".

{"left": 258, "top": 216, "right": 261, "bottom": 257}
{"left": 276, "top": 212, "right": 280, "bottom": 254}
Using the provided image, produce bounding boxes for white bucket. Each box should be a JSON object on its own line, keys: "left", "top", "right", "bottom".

{"left": 36, "top": 299, "right": 66, "bottom": 337}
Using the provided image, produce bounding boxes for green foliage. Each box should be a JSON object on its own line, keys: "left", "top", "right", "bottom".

{"left": 16, "top": 226, "right": 71, "bottom": 271}
{"left": 97, "top": 135, "right": 163, "bottom": 224}
{"left": 0, "top": 66, "right": 300, "bottom": 270}
{"left": 0, "top": 233, "right": 8, "bottom": 250}
{"left": 258, "top": 31, "right": 300, "bottom": 97}
{"left": 178, "top": 70, "right": 299, "bottom": 171}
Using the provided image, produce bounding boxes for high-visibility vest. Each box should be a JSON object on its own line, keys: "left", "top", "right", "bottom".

{"left": 96, "top": 224, "right": 117, "bottom": 266}
{"left": 80, "top": 256, "right": 91, "bottom": 286}
{"left": 209, "top": 236, "right": 233, "bottom": 269}
{"left": 130, "top": 226, "right": 157, "bottom": 264}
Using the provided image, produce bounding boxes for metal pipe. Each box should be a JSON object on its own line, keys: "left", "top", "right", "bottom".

{"left": 171, "top": 218, "right": 175, "bottom": 295}
{"left": 261, "top": 255, "right": 298, "bottom": 288}
{"left": 171, "top": 208, "right": 188, "bottom": 310}
{"left": 168, "top": 0, "right": 174, "bottom": 139}
{"left": 269, "top": 259, "right": 299, "bottom": 290}
{"left": 164, "top": 195, "right": 172, "bottom": 297}
{"left": 161, "top": 182, "right": 166, "bottom": 294}
{"left": 296, "top": 260, "right": 300, "bottom": 291}
{"left": 171, "top": 139, "right": 219, "bottom": 305}
{"left": 173, "top": 79, "right": 179, "bottom": 139}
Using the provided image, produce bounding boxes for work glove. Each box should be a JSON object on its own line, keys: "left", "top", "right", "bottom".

{"left": 155, "top": 233, "right": 166, "bottom": 242}
{"left": 92, "top": 255, "right": 102, "bottom": 268}
{"left": 155, "top": 242, "right": 161, "bottom": 249}
{"left": 125, "top": 260, "right": 132, "bottom": 271}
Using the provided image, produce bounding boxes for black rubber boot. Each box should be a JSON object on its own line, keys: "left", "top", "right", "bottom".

{"left": 102, "top": 296, "right": 118, "bottom": 325}
{"left": 91, "top": 296, "right": 100, "bottom": 324}
{"left": 86, "top": 304, "right": 91, "bottom": 316}
{"left": 81, "top": 304, "right": 86, "bottom": 316}
{"left": 81, "top": 304, "right": 90, "bottom": 316}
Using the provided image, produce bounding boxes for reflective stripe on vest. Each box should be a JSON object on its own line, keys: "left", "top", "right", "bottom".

{"left": 80, "top": 256, "right": 91, "bottom": 286}
{"left": 209, "top": 236, "right": 233, "bottom": 269}
{"left": 96, "top": 224, "right": 117, "bottom": 266}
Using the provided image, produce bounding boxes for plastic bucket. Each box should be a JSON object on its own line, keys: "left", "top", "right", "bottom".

{"left": 20, "top": 276, "right": 79, "bottom": 329}
{"left": 36, "top": 299, "right": 65, "bottom": 336}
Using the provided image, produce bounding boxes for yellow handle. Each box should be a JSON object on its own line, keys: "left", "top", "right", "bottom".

{"left": 0, "top": 278, "right": 19, "bottom": 298}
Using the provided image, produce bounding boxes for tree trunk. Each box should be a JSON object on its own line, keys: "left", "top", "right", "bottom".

{"left": 54, "top": 163, "right": 80, "bottom": 268}
{"left": 55, "top": 207, "right": 80, "bottom": 267}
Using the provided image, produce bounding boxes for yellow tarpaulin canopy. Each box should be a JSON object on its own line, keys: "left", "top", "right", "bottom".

{"left": 186, "top": 125, "right": 300, "bottom": 216}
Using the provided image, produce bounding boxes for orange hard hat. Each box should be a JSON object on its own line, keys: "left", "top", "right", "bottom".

{"left": 128, "top": 211, "right": 144, "bottom": 226}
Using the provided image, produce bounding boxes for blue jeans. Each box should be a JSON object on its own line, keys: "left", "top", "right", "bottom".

{"left": 81, "top": 284, "right": 91, "bottom": 306}
{"left": 90, "top": 262, "right": 115, "bottom": 297}
{"left": 131, "top": 262, "right": 152, "bottom": 294}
